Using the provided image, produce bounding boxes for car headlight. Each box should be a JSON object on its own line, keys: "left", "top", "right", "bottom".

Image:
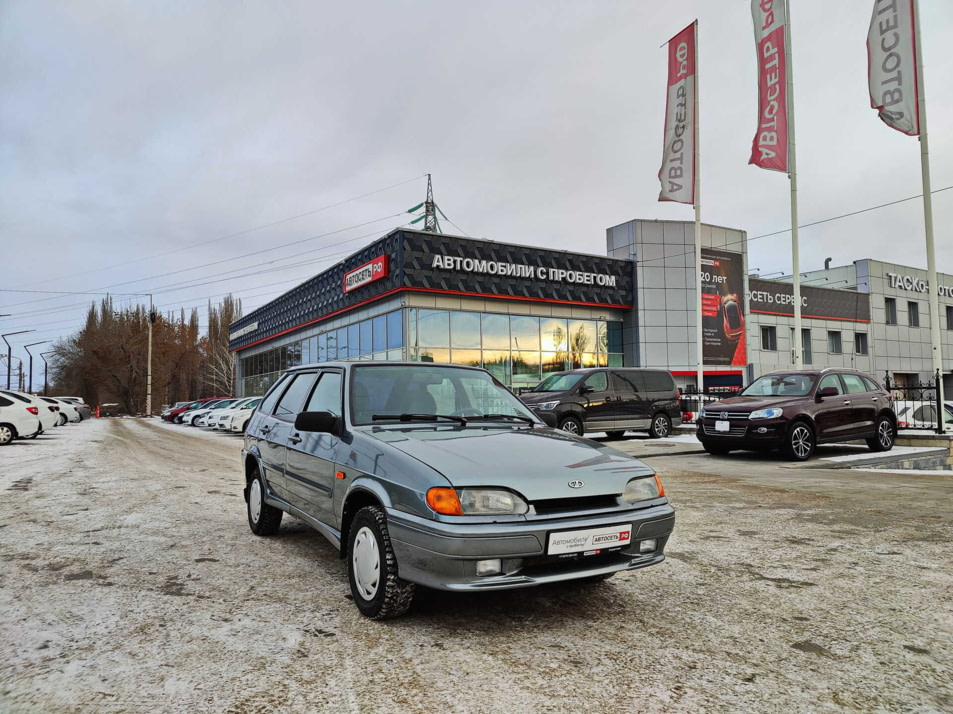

{"left": 622, "top": 475, "right": 665, "bottom": 504}
{"left": 749, "top": 408, "right": 783, "bottom": 420}
{"left": 534, "top": 401, "right": 559, "bottom": 411}
{"left": 426, "top": 487, "right": 529, "bottom": 515}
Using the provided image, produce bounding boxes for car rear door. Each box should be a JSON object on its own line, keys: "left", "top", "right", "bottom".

{"left": 840, "top": 373, "right": 877, "bottom": 436}
{"left": 266, "top": 371, "right": 320, "bottom": 502}
{"left": 284, "top": 369, "right": 344, "bottom": 526}
{"left": 609, "top": 370, "right": 650, "bottom": 431}
{"left": 248, "top": 375, "right": 294, "bottom": 500}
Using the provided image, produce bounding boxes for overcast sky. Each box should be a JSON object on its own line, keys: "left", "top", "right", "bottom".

{"left": 2, "top": 0, "right": 952, "bottom": 364}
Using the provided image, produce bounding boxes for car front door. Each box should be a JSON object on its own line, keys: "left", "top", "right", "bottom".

{"left": 284, "top": 369, "right": 343, "bottom": 527}
{"left": 813, "top": 374, "right": 851, "bottom": 440}
{"left": 576, "top": 371, "right": 617, "bottom": 432}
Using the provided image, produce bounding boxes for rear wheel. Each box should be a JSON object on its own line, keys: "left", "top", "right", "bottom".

{"left": 57, "top": 414, "right": 67, "bottom": 427}
{"left": 604, "top": 430, "right": 626, "bottom": 440}
{"left": 649, "top": 413, "right": 671, "bottom": 439}
{"left": 0, "top": 425, "right": 14, "bottom": 445}
{"left": 559, "top": 415, "right": 583, "bottom": 435}
{"left": 347, "top": 506, "right": 415, "bottom": 620}
{"left": 783, "top": 421, "right": 814, "bottom": 461}
{"left": 866, "top": 416, "right": 895, "bottom": 453}
{"left": 246, "top": 467, "right": 283, "bottom": 536}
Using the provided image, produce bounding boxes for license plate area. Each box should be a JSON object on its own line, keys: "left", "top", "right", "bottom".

{"left": 547, "top": 523, "right": 633, "bottom": 556}
{"left": 715, "top": 420, "right": 730, "bottom": 432}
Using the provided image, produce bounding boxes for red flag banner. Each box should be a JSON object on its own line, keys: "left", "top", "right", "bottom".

{"left": 749, "top": 0, "right": 788, "bottom": 172}
{"left": 658, "top": 23, "right": 696, "bottom": 204}
{"left": 867, "top": 0, "right": 919, "bottom": 135}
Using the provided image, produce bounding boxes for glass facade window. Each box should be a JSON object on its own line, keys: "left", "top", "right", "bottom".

{"left": 239, "top": 307, "right": 624, "bottom": 395}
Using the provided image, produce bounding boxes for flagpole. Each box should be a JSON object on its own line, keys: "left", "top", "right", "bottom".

{"left": 693, "top": 20, "right": 704, "bottom": 393}
{"left": 912, "top": 0, "right": 945, "bottom": 426}
{"left": 784, "top": 0, "right": 802, "bottom": 370}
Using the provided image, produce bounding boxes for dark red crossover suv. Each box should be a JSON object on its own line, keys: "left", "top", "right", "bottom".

{"left": 696, "top": 369, "right": 897, "bottom": 461}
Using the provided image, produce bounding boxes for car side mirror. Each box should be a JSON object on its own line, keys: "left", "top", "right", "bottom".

{"left": 816, "top": 386, "right": 839, "bottom": 401}
{"left": 295, "top": 410, "right": 341, "bottom": 435}
{"left": 578, "top": 385, "right": 594, "bottom": 395}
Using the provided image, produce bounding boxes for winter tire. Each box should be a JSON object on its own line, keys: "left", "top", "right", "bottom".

{"left": 649, "top": 413, "right": 671, "bottom": 439}
{"left": 866, "top": 416, "right": 895, "bottom": 453}
{"left": 784, "top": 421, "right": 814, "bottom": 462}
{"left": 347, "top": 506, "right": 415, "bottom": 620}
{"left": 246, "top": 467, "right": 283, "bottom": 536}
{"left": 559, "top": 416, "right": 583, "bottom": 435}
{"left": 0, "top": 425, "right": 14, "bottom": 445}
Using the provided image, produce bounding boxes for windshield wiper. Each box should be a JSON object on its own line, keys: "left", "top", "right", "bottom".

{"left": 471, "top": 413, "right": 536, "bottom": 425}
{"left": 371, "top": 413, "right": 467, "bottom": 425}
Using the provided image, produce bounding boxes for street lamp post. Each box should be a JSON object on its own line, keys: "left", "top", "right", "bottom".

{"left": 25, "top": 341, "right": 49, "bottom": 394}
{"left": 146, "top": 296, "right": 156, "bottom": 417}
{"left": 40, "top": 351, "right": 54, "bottom": 396}
{"left": 2, "top": 330, "right": 35, "bottom": 389}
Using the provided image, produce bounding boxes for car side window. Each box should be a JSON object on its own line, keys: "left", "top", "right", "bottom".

{"left": 274, "top": 373, "right": 319, "bottom": 420}
{"left": 1, "top": 391, "right": 30, "bottom": 403}
{"left": 861, "top": 376, "right": 881, "bottom": 392}
{"left": 611, "top": 371, "right": 642, "bottom": 394}
{"left": 258, "top": 373, "right": 293, "bottom": 416}
{"left": 817, "top": 374, "right": 842, "bottom": 394}
{"left": 0, "top": 395, "right": 12, "bottom": 407}
{"left": 841, "top": 374, "right": 868, "bottom": 395}
{"left": 305, "top": 372, "right": 343, "bottom": 415}
{"left": 642, "top": 370, "right": 675, "bottom": 392}
{"left": 583, "top": 372, "right": 608, "bottom": 392}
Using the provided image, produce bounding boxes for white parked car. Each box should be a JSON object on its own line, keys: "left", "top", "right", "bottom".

{"left": 895, "top": 400, "right": 953, "bottom": 430}
{"left": 185, "top": 398, "right": 240, "bottom": 427}
{"left": 228, "top": 402, "right": 259, "bottom": 433}
{"left": 43, "top": 397, "right": 81, "bottom": 424}
{"left": 209, "top": 397, "right": 261, "bottom": 429}
{"left": 0, "top": 390, "right": 59, "bottom": 432}
{"left": 0, "top": 393, "right": 42, "bottom": 444}
{"left": 55, "top": 396, "right": 92, "bottom": 420}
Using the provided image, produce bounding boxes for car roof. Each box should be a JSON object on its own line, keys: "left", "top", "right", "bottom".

{"left": 285, "top": 361, "right": 488, "bottom": 373}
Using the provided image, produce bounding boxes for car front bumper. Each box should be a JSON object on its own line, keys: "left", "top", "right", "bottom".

{"left": 696, "top": 417, "right": 788, "bottom": 448}
{"left": 385, "top": 503, "right": 675, "bottom": 591}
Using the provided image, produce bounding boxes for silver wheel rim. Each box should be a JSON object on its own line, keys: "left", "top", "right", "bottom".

{"left": 0, "top": 426, "right": 12, "bottom": 444}
{"left": 249, "top": 478, "right": 262, "bottom": 524}
{"left": 352, "top": 526, "right": 381, "bottom": 601}
{"left": 792, "top": 425, "right": 812, "bottom": 459}
{"left": 561, "top": 420, "right": 580, "bottom": 434}
{"left": 878, "top": 420, "right": 893, "bottom": 448}
{"left": 654, "top": 416, "right": 669, "bottom": 437}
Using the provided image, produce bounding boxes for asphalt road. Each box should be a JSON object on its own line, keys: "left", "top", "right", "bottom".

{"left": 1, "top": 419, "right": 951, "bottom": 713}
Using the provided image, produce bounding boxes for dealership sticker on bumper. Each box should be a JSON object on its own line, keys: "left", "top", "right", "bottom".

{"left": 547, "top": 524, "right": 632, "bottom": 555}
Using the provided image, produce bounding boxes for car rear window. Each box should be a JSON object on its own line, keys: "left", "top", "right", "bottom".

{"left": 841, "top": 374, "right": 868, "bottom": 394}
{"left": 0, "top": 391, "right": 30, "bottom": 403}
{"left": 642, "top": 370, "right": 675, "bottom": 392}
{"left": 861, "top": 376, "right": 881, "bottom": 392}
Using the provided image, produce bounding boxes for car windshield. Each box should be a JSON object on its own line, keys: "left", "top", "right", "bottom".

{"left": 211, "top": 399, "right": 238, "bottom": 409}
{"left": 531, "top": 373, "right": 585, "bottom": 393}
{"left": 351, "top": 364, "right": 537, "bottom": 425}
{"left": 741, "top": 374, "right": 817, "bottom": 397}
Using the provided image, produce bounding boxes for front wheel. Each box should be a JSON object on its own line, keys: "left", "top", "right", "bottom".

{"left": 559, "top": 416, "right": 583, "bottom": 435}
{"left": 784, "top": 421, "right": 815, "bottom": 461}
{"left": 866, "top": 416, "right": 895, "bottom": 453}
{"left": 348, "top": 506, "right": 415, "bottom": 620}
{"left": 649, "top": 413, "right": 672, "bottom": 439}
{"left": 247, "top": 468, "right": 283, "bottom": 536}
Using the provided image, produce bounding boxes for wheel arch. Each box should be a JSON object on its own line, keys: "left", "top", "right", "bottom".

{"left": 0, "top": 423, "right": 18, "bottom": 442}
{"left": 339, "top": 485, "right": 388, "bottom": 559}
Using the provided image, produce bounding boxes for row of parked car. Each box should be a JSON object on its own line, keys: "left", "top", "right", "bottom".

{"left": 0, "top": 390, "right": 92, "bottom": 445}
{"left": 160, "top": 396, "right": 262, "bottom": 433}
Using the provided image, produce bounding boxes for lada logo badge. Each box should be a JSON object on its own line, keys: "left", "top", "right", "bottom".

{"left": 568, "top": 480, "right": 584, "bottom": 489}
{"left": 721, "top": 412, "right": 728, "bottom": 420}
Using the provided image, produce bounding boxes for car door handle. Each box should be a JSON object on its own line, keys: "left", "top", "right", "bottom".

{"left": 843, "top": 400, "right": 851, "bottom": 405}
{"left": 871, "top": 397, "right": 878, "bottom": 401}
{"left": 260, "top": 425, "right": 270, "bottom": 434}
{"left": 288, "top": 434, "right": 302, "bottom": 445}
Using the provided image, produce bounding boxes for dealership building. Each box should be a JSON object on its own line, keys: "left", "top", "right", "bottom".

{"left": 229, "top": 221, "right": 953, "bottom": 396}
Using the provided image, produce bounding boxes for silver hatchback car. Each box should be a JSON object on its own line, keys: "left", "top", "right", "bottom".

{"left": 242, "top": 362, "right": 675, "bottom": 619}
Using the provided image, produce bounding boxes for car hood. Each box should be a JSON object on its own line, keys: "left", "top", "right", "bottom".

{"left": 519, "top": 390, "right": 570, "bottom": 406}
{"left": 365, "top": 426, "right": 654, "bottom": 500}
{"left": 705, "top": 395, "right": 802, "bottom": 412}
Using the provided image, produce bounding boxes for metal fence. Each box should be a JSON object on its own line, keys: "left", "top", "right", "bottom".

{"left": 679, "top": 387, "right": 742, "bottom": 423}
{"left": 885, "top": 370, "right": 946, "bottom": 434}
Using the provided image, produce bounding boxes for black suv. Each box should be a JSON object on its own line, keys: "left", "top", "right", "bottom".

{"left": 697, "top": 368, "right": 897, "bottom": 461}
{"left": 519, "top": 368, "right": 682, "bottom": 439}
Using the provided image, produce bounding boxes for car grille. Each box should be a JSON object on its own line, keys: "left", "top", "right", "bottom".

{"left": 702, "top": 423, "right": 748, "bottom": 437}
{"left": 530, "top": 495, "right": 620, "bottom": 516}
{"left": 706, "top": 411, "right": 750, "bottom": 419}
